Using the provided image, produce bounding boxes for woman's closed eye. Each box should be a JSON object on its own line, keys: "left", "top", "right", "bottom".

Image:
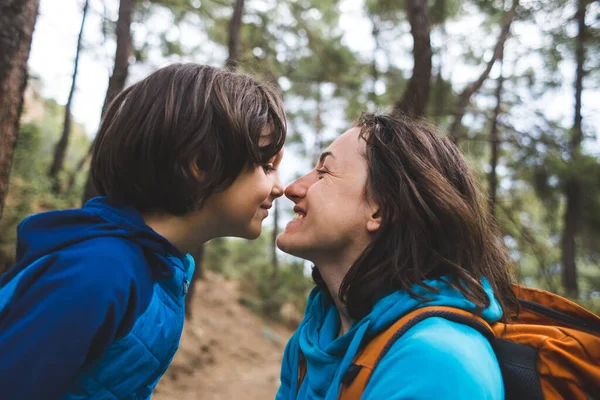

{"left": 316, "top": 168, "right": 330, "bottom": 178}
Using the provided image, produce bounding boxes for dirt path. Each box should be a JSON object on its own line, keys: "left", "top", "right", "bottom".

{"left": 154, "top": 272, "right": 294, "bottom": 400}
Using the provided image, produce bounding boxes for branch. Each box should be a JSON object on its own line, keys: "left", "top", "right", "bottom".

{"left": 497, "top": 202, "right": 557, "bottom": 292}
{"left": 496, "top": 120, "right": 564, "bottom": 150}
{"left": 449, "top": 0, "right": 519, "bottom": 142}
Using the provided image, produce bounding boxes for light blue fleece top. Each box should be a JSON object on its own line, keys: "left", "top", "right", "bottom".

{"left": 276, "top": 278, "right": 504, "bottom": 400}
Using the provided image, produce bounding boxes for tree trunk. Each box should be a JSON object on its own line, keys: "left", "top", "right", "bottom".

{"left": 81, "top": 164, "right": 97, "bottom": 204}
{"left": 488, "top": 51, "right": 504, "bottom": 218}
{"left": 223, "top": 0, "right": 283, "bottom": 281}
{"left": 432, "top": 66, "right": 445, "bottom": 122}
{"left": 394, "top": 0, "right": 432, "bottom": 117}
{"left": 254, "top": 66, "right": 284, "bottom": 285}
{"left": 369, "top": 13, "right": 381, "bottom": 106}
{"left": 312, "top": 84, "right": 323, "bottom": 166}
{"left": 101, "top": 0, "right": 134, "bottom": 116}
{"left": 448, "top": 0, "right": 518, "bottom": 143}
{"left": 0, "top": 0, "right": 40, "bottom": 219}
{"left": 82, "top": 0, "right": 135, "bottom": 204}
{"left": 499, "top": 203, "right": 556, "bottom": 292}
{"left": 48, "top": 0, "right": 89, "bottom": 193}
{"left": 66, "top": 145, "right": 92, "bottom": 193}
{"left": 185, "top": 244, "right": 205, "bottom": 319}
{"left": 431, "top": 0, "right": 447, "bottom": 122}
{"left": 271, "top": 201, "right": 279, "bottom": 279}
{"left": 561, "top": 0, "right": 585, "bottom": 299}
{"left": 225, "top": 0, "right": 245, "bottom": 70}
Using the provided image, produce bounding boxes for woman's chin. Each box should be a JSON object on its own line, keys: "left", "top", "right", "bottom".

{"left": 276, "top": 231, "right": 304, "bottom": 256}
{"left": 283, "top": 218, "right": 304, "bottom": 234}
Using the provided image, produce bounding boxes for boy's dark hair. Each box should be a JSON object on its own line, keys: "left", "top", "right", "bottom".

{"left": 313, "top": 112, "right": 518, "bottom": 321}
{"left": 91, "top": 63, "right": 286, "bottom": 215}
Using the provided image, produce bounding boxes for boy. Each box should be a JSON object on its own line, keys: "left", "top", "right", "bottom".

{"left": 0, "top": 63, "right": 286, "bottom": 399}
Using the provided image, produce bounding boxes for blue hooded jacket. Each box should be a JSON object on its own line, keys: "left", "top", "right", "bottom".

{"left": 0, "top": 197, "right": 195, "bottom": 399}
{"left": 276, "top": 279, "right": 504, "bottom": 400}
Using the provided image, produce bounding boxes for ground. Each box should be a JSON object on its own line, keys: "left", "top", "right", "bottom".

{"left": 154, "top": 271, "right": 294, "bottom": 400}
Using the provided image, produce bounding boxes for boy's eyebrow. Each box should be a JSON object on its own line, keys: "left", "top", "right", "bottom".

{"left": 319, "top": 151, "right": 335, "bottom": 165}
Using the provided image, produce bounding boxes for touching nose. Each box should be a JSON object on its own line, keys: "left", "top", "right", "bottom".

{"left": 272, "top": 172, "right": 284, "bottom": 199}
{"left": 284, "top": 171, "right": 316, "bottom": 203}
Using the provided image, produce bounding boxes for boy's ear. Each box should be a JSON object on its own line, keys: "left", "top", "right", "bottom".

{"left": 366, "top": 206, "right": 382, "bottom": 233}
{"left": 189, "top": 161, "right": 206, "bottom": 183}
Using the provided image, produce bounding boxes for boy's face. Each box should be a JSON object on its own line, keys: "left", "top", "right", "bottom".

{"left": 203, "top": 148, "right": 284, "bottom": 239}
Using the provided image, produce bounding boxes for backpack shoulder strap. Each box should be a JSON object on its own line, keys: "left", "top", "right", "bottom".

{"left": 338, "top": 306, "right": 495, "bottom": 399}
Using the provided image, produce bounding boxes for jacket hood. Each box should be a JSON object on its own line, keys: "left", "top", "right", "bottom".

{"left": 3, "top": 197, "right": 181, "bottom": 284}
{"left": 294, "top": 278, "right": 502, "bottom": 399}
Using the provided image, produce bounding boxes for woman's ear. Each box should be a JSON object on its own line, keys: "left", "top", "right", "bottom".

{"left": 367, "top": 206, "right": 382, "bottom": 233}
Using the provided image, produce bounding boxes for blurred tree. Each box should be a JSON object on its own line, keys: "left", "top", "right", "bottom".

{"left": 1, "top": 90, "right": 90, "bottom": 272}
{"left": 487, "top": 53, "right": 504, "bottom": 218}
{"left": 82, "top": 0, "right": 136, "bottom": 203}
{"left": 205, "top": 0, "right": 366, "bottom": 278}
{"left": 101, "top": 0, "right": 136, "bottom": 117}
{"left": 394, "top": 0, "right": 432, "bottom": 117}
{"left": 503, "top": 0, "right": 600, "bottom": 297}
{"left": 0, "top": 0, "right": 40, "bottom": 219}
{"left": 48, "top": 0, "right": 89, "bottom": 193}
{"left": 187, "top": 0, "right": 249, "bottom": 318}
{"left": 226, "top": 0, "right": 245, "bottom": 70}
{"left": 561, "top": 0, "right": 587, "bottom": 298}
{"left": 3, "top": 0, "right": 598, "bottom": 311}
{"left": 185, "top": 244, "right": 204, "bottom": 319}
{"left": 448, "top": 0, "right": 519, "bottom": 143}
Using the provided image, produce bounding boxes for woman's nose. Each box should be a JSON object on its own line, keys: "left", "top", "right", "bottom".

{"left": 284, "top": 171, "right": 316, "bottom": 202}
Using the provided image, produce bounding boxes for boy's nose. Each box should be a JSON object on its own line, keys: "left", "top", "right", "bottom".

{"left": 272, "top": 173, "right": 284, "bottom": 198}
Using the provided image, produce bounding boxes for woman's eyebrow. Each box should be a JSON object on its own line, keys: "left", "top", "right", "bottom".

{"left": 318, "top": 151, "right": 335, "bottom": 165}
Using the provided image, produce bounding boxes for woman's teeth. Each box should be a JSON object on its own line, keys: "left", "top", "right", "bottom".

{"left": 293, "top": 212, "right": 305, "bottom": 220}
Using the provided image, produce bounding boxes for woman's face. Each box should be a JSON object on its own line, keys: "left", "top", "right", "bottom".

{"left": 277, "top": 127, "right": 381, "bottom": 264}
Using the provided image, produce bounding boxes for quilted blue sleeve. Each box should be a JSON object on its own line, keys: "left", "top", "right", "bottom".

{"left": 0, "top": 239, "right": 153, "bottom": 399}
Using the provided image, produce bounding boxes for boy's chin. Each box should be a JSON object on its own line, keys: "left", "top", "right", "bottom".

{"left": 241, "top": 224, "right": 261, "bottom": 240}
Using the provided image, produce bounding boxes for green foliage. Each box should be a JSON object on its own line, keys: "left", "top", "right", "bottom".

{"left": 0, "top": 123, "right": 48, "bottom": 257}
{"left": 0, "top": 92, "right": 89, "bottom": 271}
{"left": 239, "top": 260, "right": 312, "bottom": 324}
{"left": 428, "top": 69, "right": 456, "bottom": 122}
{"left": 576, "top": 155, "right": 600, "bottom": 258}
{"left": 11, "top": 123, "right": 44, "bottom": 180}
{"left": 4, "top": 0, "right": 599, "bottom": 312}
{"left": 204, "top": 236, "right": 313, "bottom": 326}
{"left": 429, "top": 0, "right": 461, "bottom": 25}
{"left": 366, "top": 0, "right": 460, "bottom": 25}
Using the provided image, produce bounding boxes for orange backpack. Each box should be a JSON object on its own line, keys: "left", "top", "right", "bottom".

{"left": 298, "top": 285, "right": 600, "bottom": 399}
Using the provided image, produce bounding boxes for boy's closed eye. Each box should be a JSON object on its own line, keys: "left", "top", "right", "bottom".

{"left": 263, "top": 163, "right": 276, "bottom": 173}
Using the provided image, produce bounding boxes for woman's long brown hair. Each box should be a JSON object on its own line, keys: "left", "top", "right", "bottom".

{"left": 314, "top": 112, "right": 518, "bottom": 321}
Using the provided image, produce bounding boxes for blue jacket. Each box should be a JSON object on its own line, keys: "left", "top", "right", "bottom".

{"left": 0, "top": 197, "right": 195, "bottom": 399}
{"left": 276, "top": 279, "right": 504, "bottom": 400}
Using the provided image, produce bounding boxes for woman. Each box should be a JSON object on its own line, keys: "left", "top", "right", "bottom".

{"left": 276, "top": 112, "right": 517, "bottom": 399}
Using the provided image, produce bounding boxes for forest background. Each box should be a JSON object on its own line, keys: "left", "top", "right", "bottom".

{"left": 1, "top": 0, "right": 599, "bottom": 333}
